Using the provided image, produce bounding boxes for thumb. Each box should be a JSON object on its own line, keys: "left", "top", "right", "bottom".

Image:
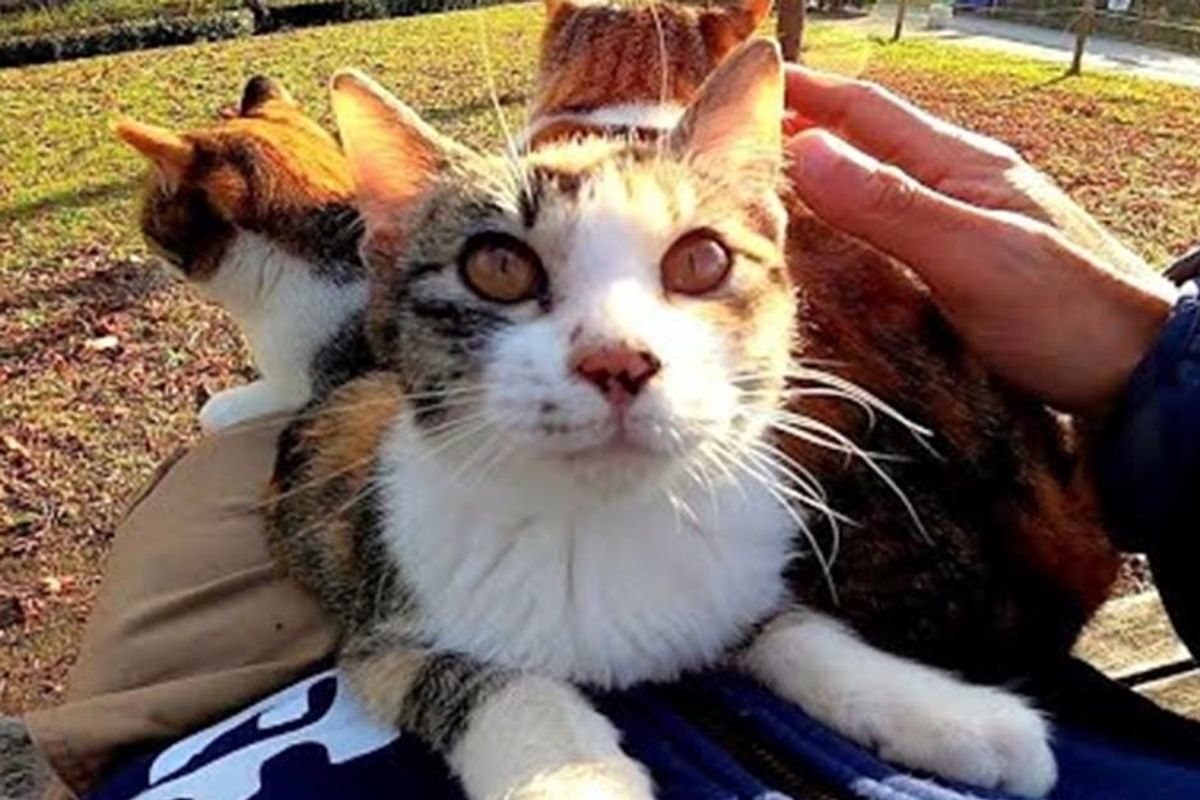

{"left": 786, "top": 129, "right": 1019, "bottom": 295}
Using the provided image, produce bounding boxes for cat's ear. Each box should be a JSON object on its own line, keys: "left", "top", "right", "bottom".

{"left": 240, "top": 75, "right": 296, "bottom": 115}
{"left": 114, "top": 119, "right": 194, "bottom": 191}
{"left": 729, "top": 0, "right": 772, "bottom": 36}
{"left": 331, "top": 69, "right": 467, "bottom": 264}
{"left": 543, "top": 0, "right": 582, "bottom": 19}
{"left": 669, "top": 38, "right": 783, "bottom": 179}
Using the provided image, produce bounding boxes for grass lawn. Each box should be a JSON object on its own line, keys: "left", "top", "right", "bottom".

{"left": 2, "top": 3, "right": 1199, "bottom": 714}
{"left": 0, "top": 0, "right": 240, "bottom": 40}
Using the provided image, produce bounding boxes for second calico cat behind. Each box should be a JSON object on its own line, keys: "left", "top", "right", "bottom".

{"left": 116, "top": 76, "right": 371, "bottom": 432}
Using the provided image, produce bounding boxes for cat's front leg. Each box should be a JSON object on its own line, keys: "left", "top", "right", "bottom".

{"left": 198, "top": 379, "right": 310, "bottom": 433}
{"left": 342, "top": 629, "right": 653, "bottom": 800}
{"left": 453, "top": 676, "right": 653, "bottom": 800}
{"left": 740, "top": 609, "right": 1056, "bottom": 798}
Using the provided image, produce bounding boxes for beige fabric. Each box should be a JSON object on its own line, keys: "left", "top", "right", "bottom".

{"left": 24, "top": 419, "right": 338, "bottom": 797}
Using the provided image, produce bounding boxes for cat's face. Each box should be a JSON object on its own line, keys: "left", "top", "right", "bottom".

{"left": 116, "top": 77, "right": 353, "bottom": 278}
{"left": 337, "top": 41, "right": 789, "bottom": 496}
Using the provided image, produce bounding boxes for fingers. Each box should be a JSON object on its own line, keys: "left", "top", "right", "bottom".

{"left": 786, "top": 129, "right": 1049, "bottom": 309}
{"left": 784, "top": 66, "right": 1020, "bottom": 189}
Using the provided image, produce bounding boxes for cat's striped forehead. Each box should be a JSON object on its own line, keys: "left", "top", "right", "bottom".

{"left": 407, "top": 134, "right": 784, "bottom": 266}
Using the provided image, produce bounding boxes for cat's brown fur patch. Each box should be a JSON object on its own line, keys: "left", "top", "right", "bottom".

{"left": 533, "top": 0, "right": 769, "bottom": 118}
{"left": 267, "top": 373, "right": 403, "bottom": 620}
{"left": 778, "top": 207, "right": 1120, "bottom": 678}
{"left": 119, "top": 77, "right": 355, "bottom": 280}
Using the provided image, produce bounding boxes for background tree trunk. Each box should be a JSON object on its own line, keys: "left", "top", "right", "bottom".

{"left": 1069, "top": 0, "right": 1097, "bottom": 75}
{"left": 892, "top": 0, "right": 908, "bottom": 42}
{"left": 243, "top": 0, "right": 271, "bottom": 30}
{"left": 778, "top": 0, "right": 806, "bottom": 62}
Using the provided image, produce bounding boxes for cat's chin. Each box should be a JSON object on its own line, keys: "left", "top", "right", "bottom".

{"left": 546, "top": 441, "right": 673, "bottom": 489}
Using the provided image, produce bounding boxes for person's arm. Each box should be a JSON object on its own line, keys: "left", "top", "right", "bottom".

{"left": 781, "top": 66, "right": 1176, "bottom": 414}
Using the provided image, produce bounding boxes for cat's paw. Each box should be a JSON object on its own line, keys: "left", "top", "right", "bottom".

{"left": 198, "top": 381, "right": 307, "bottom": 433}
{"left": 501, "top": 761, "right": 654, "bottom": 800}
{"left": 743, "top": 613, "right": 1056, "bottom": 798}
{"left": 860, "top": 683, "right": 1056, "bottom": 798}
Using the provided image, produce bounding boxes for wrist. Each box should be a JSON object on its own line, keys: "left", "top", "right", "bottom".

{"left": 1096, "top": 281, "right": 1200, "bottom": 549}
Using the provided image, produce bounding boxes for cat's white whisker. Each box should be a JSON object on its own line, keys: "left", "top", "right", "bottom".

{"left": 760, "top": 411, "right": 910, "bottom": 465}
{"left": 472, "top": 13, "right": 531, "bottom": 202}
{"left": 678, "top": 450, "right": 721, "bottom": 526}
{"left": 740, "top": 438, "right": 850, "bottom": 568}
{"left": 247, "top": 454, "right": 374, "bottom": 511}
{"left": 784, "top": 365, "right": 937, "bottom": 447}
{"left": 402, "top": 384, "right": 488, "bottom": 400}
{"left": 712, "top": 439, "right": 838, "bottom": 603}
{"left": 766, "top": 412, "right": 931, "bottom": 544}
{"left": 695, "top": 440, "right": 749, "bottom": 504}
{"left": 738, "top": 439, "right": 850, "bottom": 535}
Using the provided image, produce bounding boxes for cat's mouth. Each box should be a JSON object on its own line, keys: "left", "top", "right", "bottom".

{"left": 562, "top": 437, "right": 658, "bottom": 464}
{"left": 550, "top": 419, "right": 676, "bottom": 478}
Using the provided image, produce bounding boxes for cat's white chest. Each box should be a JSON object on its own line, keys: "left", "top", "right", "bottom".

{"left": 377, "top": 426, "right": 796, "bottom": 688}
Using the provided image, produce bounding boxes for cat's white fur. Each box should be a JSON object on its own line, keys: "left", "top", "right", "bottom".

{"left": 743, "top": 613, "right": 1057, "bottom": 797}
{"left": 519, "top": 102, "right": 685, "bottom": 149}
{"left": 451, "top": 677, "right": 653, "bottom": 800}
{"left": 379, "top": 416, "right": 793, "bottom": 687}
{"left": 373, "top": 103, "right": 1057, "bottom": 799}
{"left": 196, "top": 232, "right": 367, "bottom": 432}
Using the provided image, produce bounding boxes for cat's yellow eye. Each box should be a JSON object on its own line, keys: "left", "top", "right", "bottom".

{"left": 459, "top": 234, "right": 544, "bottom": 304}
{"left": 661, "top": 230, "right": 732, "bottom": 296}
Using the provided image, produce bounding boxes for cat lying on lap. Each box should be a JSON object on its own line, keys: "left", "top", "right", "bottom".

{"left": 266, "top": 42, "right": 1066, "bottom": 800}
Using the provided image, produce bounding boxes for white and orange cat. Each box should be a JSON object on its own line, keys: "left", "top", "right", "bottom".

{"left": 116, "top": 77, "right": 370, "bottom": 433}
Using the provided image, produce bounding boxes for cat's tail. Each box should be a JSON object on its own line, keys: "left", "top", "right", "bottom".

{"left": 0, "top": 716, "right": 51, "bottom": 800}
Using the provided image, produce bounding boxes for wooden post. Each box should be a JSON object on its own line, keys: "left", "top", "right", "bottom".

{"left": 1068, "top": 0, "right": 1096, "bottom": 75}
{"left": 778, "top": 0, "right": 806, "bottom": 62}
{"left": 892, "top": 0, "right": 908, "bottom": 42}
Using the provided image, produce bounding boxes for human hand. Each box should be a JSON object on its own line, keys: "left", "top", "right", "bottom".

{"left": 783, "top": 66, "right": 1177, "bottom": 413}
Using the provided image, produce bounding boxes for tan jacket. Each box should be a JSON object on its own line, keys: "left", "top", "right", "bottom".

{"left": 25, "top": 420, "right": 338, "bottom": 798}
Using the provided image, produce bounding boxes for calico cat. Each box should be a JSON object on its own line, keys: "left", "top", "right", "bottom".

{"left": 267, "top": 41, "right": 1080, "bottom": 800}
{"left": 528, "top": 0, "right": 1122, "bottom": 687}
{"left": 116, "top": 76, "right": 371, "bottom": 433}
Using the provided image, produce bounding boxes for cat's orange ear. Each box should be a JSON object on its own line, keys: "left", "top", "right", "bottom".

{"left": 733, "top": 0, "right": 772, "bottom": 33}
{"left": 114, "top": 119, "right": 194, "bottom": 190}
{"left": 543, "top": 0, "right": 576, "bottom": 18}
{"left": 669, "top": 38, "right": 783, "bottom": 178}
{"left": 330, "top": 69, "right": 470, "bottom": 267}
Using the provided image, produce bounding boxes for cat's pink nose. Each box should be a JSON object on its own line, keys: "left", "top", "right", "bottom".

{"left": 573, "top": 344, "right": 662, "bottom": 405}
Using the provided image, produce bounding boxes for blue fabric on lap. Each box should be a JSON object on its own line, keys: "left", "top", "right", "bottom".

{"left": 89, "top": 670, "right": 1200, "bottom": 800}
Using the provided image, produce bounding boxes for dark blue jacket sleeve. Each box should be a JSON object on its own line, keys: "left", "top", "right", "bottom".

{"left": 1098, "top": 281, "right": 1200, "bottom": 542}
{"left": 1097, "top": 280, "right": 1200, "bottom": 653}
